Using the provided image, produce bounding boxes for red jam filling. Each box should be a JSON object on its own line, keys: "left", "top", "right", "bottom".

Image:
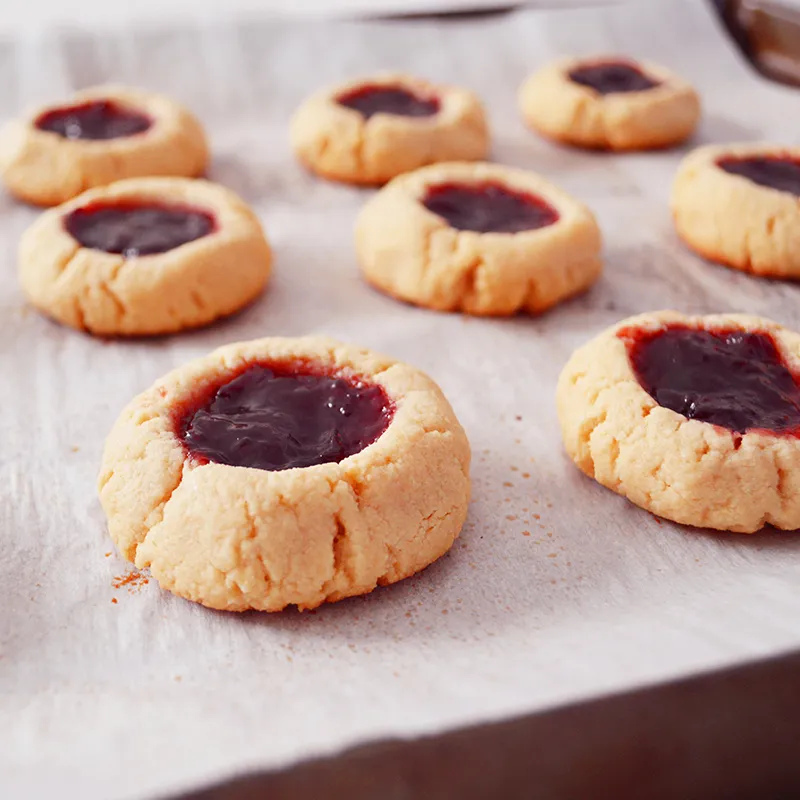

{"left": 718, "top": 156, "right": 800, "bottom": 196}
{"left": 35, "top": 99, "right": 152, "bottom": 140}
{"left": 178, "top": 363, "right": 394, "bottom": 471}
{"left": 568, "top": 61, "right": 660, "bottom": 94}
{"left": 620, "top": 324, "right": 800, "bottom": 436}
{"left": 422, "top": 181, "right": 559, "bottom": 234}
{"left": 64, "top": 201, "right": 216, "bottom": 258}
{"left": 336, "top": 84, "right": 440, "bottom": 119}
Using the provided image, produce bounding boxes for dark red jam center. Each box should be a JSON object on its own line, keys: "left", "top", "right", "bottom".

{"left": 568, "top": 61, "right": 660, "bottom": 94}
{"left": 64, "top": 202, "right": 215, "bottom": 257}
{"left": 422, "top": 181, "right": 559, "bottom": 234}
{"left": 336, "top": 84, "right": 440, "bottom": 119}
{"left": 718, "top": 156, "right": 800, "bottom": 196}
{"left": 35, "top": 99, "right": 152, "bottom": 141}
{"left": 180, "top": 364, "right": 393, "bottom": 471}
{"left": 621, "top": 325, "right": 800, "bottom": 436}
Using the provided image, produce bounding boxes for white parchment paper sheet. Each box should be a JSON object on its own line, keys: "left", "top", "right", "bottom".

{"left": 3, "top": 1, "right": 800, "bottom": 798}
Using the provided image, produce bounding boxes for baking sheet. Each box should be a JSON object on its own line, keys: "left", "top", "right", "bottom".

{"left": 4, "top": 1, "right": 800, "bottom": 798}
{"left": 0, "top": 1, "right": 623, "bottom": 36}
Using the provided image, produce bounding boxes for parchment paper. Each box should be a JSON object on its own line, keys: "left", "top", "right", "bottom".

{"left": 4, "top": 2, "right": 800, "bottom": 798}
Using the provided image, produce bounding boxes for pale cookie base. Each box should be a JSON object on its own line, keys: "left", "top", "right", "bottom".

{"left": 0, "top": 85, "right": 209, "bottom": 206}
{"left": 557, "top": 311, "right": 800, "bottom": 533}
{"left": 672, "top": 143, "right": 800, "bottom": 279}
{"left": 290, "top": 73, "right": 489, "bottom": 185}
{"left": 99, "top": 336, "right": 471, "bottom": 611}
{"left": 518, "top": 57, "right": 700, "bottom": 151}
{"left": 19, "top": 177, "right": 271, "bottom": 336}
{"left": 355, "top": 161, "right": 602, "bottom": 316}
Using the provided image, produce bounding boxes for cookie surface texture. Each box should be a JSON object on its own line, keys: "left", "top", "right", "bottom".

{"left": 99, "top": 336, "right": 471, "bottom": 611}
{"left": 290, "top": 73, "right": 489, "bottom": 185}
{"left": 518, "top": 56, "right": 700, "bottom": 151}
{"left": 355, "top": 161, "right": 602, "bottom": 315}
{"left": 0, "top": 85, "right": 209, "bottom": 206}
{"left": 557, "top": 311, "right": 800, "bottom": 532}
{"left": 19, "top": 177, "right": 271, "bottom": 336}
{"left": 672, "top": 143, "right": 800, "bottom": 278}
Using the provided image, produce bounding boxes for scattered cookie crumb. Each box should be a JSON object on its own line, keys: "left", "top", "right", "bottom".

{"left": 112, "top": 569, "right": 149, "bottom": 592}
{"left": 506, "top": 514, "right": 517, "bottom": 521}
{"left": 522, "top": 472, "right": 530, "bottom": 479}
{"left": 70, "top": 445, "right": 80, "bottom": 453}
{"left": 522, "top": 530, "right": 531, "bottom": 537}
{"left": 111, "top": 598, "right": 118, "bottom": 604}
{"left": 503, "top": 481, "right": 513, "bottom": 488}
{"left": 104, "top": 552, "right": 111, "bottom": 557}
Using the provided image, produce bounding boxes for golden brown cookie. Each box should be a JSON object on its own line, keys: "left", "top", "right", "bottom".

{"left": 557, "top": 310, "right": 800, "bottom": 532}
{"left": 0, "top": 85, "right": 209, "bottom": 206}
{"left": 19, "top": 176, "right": 270, "bottom": 336}
{"left": 672, "top": 143, "right": 800, "bottom": 278}
{"left": 99, "top": 336, "right": 471, "bottom": 611}
{"left": 519, "top": 57, "right": 700, "bottom": 151}
{"left": 355, "top": 161, "right": 602, "bottom": 316}
{"left": 290, "top": 73, "right": 489, "bottom": 185}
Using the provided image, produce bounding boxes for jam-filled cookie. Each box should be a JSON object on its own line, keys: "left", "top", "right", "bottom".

{"left": 355, "top": 161, "right": 601, "bottom": 316}
{"left": 19, "top": 177, "right": 270, "bottom": 336}
{"left": 290, "top": 73, "right": 489, "bottom": 185}
{"left": 519, "top": 57, "right": 700, "bottom": 151}
{"left": 99, "top": 336, "right": 471, "bottom": 611}
{"left": 557, "top": 311, "right": 800, "bottom": 532}
{"left": 0, "top": 85, "right": 209, "bottom": 206}
{"left": 672, "top": 144, "right": 800, "bottom": 278}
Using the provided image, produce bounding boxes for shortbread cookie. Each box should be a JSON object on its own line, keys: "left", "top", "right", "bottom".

{"left": 20, "top": 177, "right": 270, "bottom": 336}
{"left": 519, "top": 57, "right": 700, "bottom": 151}
{"left": 0, "top": 85, "right": 209, "bottom": 206}
{"left": 290, "top": 73, "right": 489, "bottom": 185}
{"left": 672, "top": 143, "right": 800, "bottom": 278}
{"left": 355, "top": 161, "right": 601, "bottom": 316}
{"left": 99, "top": 336, "right": 471, "bottom": 611}
{"left": 557, "top": 311, "right": 800, "bottom": 532}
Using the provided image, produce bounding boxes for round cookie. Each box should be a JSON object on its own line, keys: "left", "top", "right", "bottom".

{"left": 519, "top": 56, "right": 700, "bottom": 151}
{"left": 355, "top": 161, "right": 602, "bottom": 316}
{"left": 98, "top": 336, "right": 471, "bottom": 611}
{"left": 557, "top": 310, "right": 800, "bottom": 533}
{"left": 0, "top": 85, "right": 209, "bottom": 206}
{"left": 672, "top": 143, "right": 800, "bottom": 278}
{"left": 19, "top": 176, "right": 271, "bottom": 336}
{"left": 290, "top": 73, "right": 489, "bottom": 185}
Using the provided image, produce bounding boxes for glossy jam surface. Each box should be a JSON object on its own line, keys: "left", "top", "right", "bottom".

{"left": 35, "top": 99, "right": 152, "bottom": 140}
{"left": 64, "top": 202, "right": 215, "bottom": 257}
{"left": 180, "top": 364, "right": 394, "bottom": 471}
{"left": 336, "top": 84, "right": 440, "bottom": 119}
{"left": 568, "top": 61, "right": 660, "bottom": 94}
{"left": 718, "top": 156, "right": 800, "bottom": 196}
{"left": 422, "top": 181, "right": 559, "bottom": 234}
{"left": 621, "top": 325, "right": 800, "bottom": 435}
